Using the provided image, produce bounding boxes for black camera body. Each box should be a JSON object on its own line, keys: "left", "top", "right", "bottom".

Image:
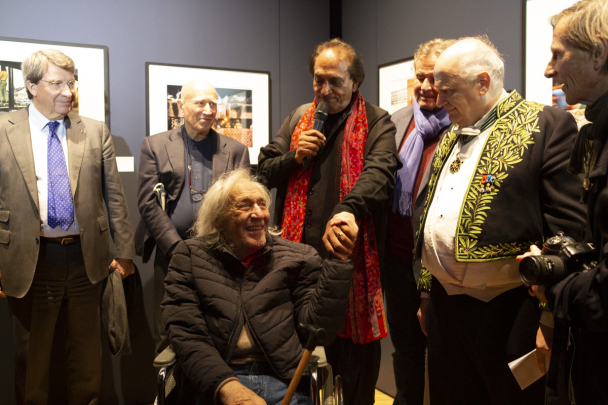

{"left": 519, "top": 232, "right": 597, "bottom": 286}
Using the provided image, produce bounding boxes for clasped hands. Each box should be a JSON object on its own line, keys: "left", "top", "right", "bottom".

{"left": 322, "top": 212, "right": 359, "bottom": 261}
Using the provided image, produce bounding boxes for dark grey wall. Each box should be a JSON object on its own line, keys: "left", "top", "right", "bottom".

{"left": 344, "top": 0, "right": 524, "bottom": 106}
{"left": 0, "top": 1, "right": 328, "bottom": 404}
{"left": 342, "top": 0, "right": 524, "bottom": 396}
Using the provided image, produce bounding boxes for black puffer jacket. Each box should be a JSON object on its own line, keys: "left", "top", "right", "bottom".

{"left": 161, "top": 234, "right": 353, "bottom": 403}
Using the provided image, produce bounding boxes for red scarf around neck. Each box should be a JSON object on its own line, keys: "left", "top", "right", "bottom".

{"left": 280, "top": 91, "right": 387, "bottom": 344}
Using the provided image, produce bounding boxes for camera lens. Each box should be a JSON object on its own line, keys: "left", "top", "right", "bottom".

{"left": 519, "top": 255, "right": 567, "bottom": 286}
{"left": 519, "top": 256, "right": 548, "bottom": 285}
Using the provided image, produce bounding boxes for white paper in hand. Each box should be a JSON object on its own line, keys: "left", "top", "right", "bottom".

{"left": 508, "top": 349, "right": 550, "bottom": 390}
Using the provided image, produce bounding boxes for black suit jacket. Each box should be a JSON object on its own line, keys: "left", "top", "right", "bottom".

{"left": 135, "top": 126, "right": 250, "bottom": 263}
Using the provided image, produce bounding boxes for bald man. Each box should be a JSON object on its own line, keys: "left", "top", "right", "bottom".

{"left": 136, "top": 80, "right": 250, "bottom": 353}
{"left": 413, "top": 36, "right": 584, "bottom": 404}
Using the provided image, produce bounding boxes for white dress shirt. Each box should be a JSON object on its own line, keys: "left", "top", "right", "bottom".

{"left": 422, "top": 90, "right": 522, "bottom": 302}
{"left": 29, "top": 103, "right": 80, "bottom": 237}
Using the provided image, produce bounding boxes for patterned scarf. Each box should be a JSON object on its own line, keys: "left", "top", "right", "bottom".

{"left": 281, "top": 91, "right": 387, "bottom": 344}
{"left": 392, "top": 101, "right": 451, "bottom": 216}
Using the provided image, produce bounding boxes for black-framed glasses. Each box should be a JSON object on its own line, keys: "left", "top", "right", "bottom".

{"left": 39, "top": 80, "right": 77, "bottom": 92}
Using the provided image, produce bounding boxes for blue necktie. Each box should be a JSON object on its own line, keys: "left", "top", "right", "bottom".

{"left": 47, "top": 121, "right": 74, "bottom": 230}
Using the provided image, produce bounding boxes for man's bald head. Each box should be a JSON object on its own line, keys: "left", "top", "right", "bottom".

{"left": 180, "top": 79, "right": 218, "bottom": 103}
{"left": 436, "top": 36, "right": 504, "bottom": 95}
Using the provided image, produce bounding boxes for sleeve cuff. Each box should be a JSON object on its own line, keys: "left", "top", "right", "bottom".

{"left": 417, "top": 267, "right": 432, "bottom": 293}
{"left": 214, "top": 377, "right": 240, "bottom": 405}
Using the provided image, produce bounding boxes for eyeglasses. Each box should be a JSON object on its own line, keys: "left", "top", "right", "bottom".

{"left": 38, "top": 80, "right": 77, "bottom": 92}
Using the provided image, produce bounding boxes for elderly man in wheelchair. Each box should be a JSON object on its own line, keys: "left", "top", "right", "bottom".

{"left": 160, "top": 168, "right": 356, "bottom": 404}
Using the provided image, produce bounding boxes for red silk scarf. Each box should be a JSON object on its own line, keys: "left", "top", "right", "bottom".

{"left": 280, "top": 91, "right": 387, "bottom": 344}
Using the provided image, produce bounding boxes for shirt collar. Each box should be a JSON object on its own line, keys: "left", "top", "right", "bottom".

{"left": 28, "top": 102, "right": 66, "bottom": 132}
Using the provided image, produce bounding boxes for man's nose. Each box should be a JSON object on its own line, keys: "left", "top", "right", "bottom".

{"left": 421, "top": 78, "right": 433, "bottom": 91}
{"left": 320, "top": 82, "right": 331, "bottom": 95}
{"left": 544, "top": 61, "right": 555, "bottom": 79}
{"left": 61, "top": 83, "right": 74, "bottom": 98}
{"left": 251, "top": 203, "right": 264, "bottom": 217}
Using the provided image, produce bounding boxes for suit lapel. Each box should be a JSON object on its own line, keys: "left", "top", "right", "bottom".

{"left": 212, "top": 131, "right": 229, "bottom": 182}
{"left": 166, "top": 126, "right": 185, "bottom": 196}
{"left": 66, "top": 113, "right": 86, "bottom": 198}
{"left": 5, "top": 109, "right": 39, "bottom": 210}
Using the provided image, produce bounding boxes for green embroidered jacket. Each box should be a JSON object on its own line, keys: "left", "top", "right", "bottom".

{"left": 415, "top": 91, "right": 586, "bottom": 293}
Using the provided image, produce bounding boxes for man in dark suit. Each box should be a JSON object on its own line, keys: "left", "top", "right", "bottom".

{"left": 384, "top": 38, "right": 454, "bottom": 405}
{"left": 0, "top": 49, "right": 136, "bottom": 405}
{"left": 136, "top": 79, "right": 250, "bottom": 353}
{"left": 415, "top": 36, "right": 585, "bottom": 405}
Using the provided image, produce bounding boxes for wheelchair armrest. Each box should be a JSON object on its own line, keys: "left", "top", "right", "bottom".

{"left": 308, "top": 346, "right": 327, "bottom": 368}
{"left": 154, "top": 344, "right": 176, "bottom": 368}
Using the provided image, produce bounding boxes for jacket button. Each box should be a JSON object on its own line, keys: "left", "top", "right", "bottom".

{"left": 306, "top": 220, "right": 312, "bottom": 228}
{"left": 306, "top": 209, "right": 312, "bottom": 216}
{"left": 308, "top": 189, "right": 314, "bottom": 196}
{"left": 35, "top": 237, "right": 39, "bottom": 244}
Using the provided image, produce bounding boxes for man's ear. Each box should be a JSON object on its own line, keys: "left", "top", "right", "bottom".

{"left": 26, "top": 81, "right": 37, "bottom": 98}
{"left": 477, "top": 72, "right": 491, "bottom": 96}
{"left": 593, "top": 35, "right": 608, "bottom": 71}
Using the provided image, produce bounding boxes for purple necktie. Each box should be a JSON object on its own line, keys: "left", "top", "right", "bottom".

{"left": 47, "top": 121, "right": 74, "bottom": 230}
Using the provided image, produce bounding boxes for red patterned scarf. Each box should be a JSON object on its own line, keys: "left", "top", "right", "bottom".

{"left": 281, "top": 91, "right": 387, "bottom": 344}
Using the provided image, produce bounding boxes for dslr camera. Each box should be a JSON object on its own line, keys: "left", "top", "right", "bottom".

{"left": 519, "top": 232, "right": 597, "bottom": 286}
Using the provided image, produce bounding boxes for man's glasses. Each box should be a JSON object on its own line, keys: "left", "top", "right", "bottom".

{"left": 38, "top": 80, "right": 77, "bottom": 92}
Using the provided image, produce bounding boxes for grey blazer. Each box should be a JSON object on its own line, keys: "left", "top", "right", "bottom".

{"left": 135, "top": 126, "right": 250, "bottom": 263}
{"left": 0, "top": 108, "right": 136, "bottom": 298}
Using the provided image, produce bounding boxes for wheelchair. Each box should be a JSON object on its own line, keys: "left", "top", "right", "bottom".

{"left": 153, "top": 345, "right": 343, "bottom": 405}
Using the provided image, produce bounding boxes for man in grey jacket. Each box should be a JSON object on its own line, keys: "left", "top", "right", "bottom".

{"left": 136, "top": 79, "right": 250, "bottom": 353}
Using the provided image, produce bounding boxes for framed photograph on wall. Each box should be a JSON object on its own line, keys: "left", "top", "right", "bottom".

{"left": 146, "top": 62, "right": 270, "bottom": 165}
{"left": 0, "top": 36, "right": 110, "bottom": 127}
{"left": 378, "top": 57, "right": 416, "bottom": 114}
{"left": 523, "top": 0, "right": 583, "bottom": 110}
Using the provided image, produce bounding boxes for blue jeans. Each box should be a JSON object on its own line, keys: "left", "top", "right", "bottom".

{"left": 196, "top": 362, "right": 310, "bottom": 405}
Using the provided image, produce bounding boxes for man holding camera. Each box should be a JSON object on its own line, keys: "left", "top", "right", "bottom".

{"left": 521, "top": 1, "right": 608, "bottom": 403}
{"left": 415, "top": 36, "right": 585, "bottom": 404}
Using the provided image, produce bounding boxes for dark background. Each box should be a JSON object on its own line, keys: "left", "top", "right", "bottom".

{"left": 0, "top": 0, "right": 525, "bottom": 403}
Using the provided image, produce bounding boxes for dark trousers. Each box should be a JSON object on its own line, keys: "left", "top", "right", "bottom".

{"left": 382, "top": 252, "right": 426, "bottom": 405}
{"left": 153, "top": 248, "right": 171, "bottom": 354}
{"left": 427, "top": 277, "right": 544, "bottom": 405}
{"left": 325, "top": 336, "right": 381, "bottom": 405}
{"left": 7, "top": 240, "right": 103, "bottom": 405}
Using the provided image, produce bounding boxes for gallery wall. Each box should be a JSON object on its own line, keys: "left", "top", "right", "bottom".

{"left": 0, "top": 1, "right": 328, "bottom": 403}
{"left": 341, "top": 0, "right": 525, "bottom": 396}
{"left": 344, "top": 0, "right": 524, "bottom": 106}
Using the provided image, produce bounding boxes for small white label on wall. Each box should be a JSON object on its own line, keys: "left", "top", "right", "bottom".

{"left": 116, "top": 157, "right": 134, "bottom": 172}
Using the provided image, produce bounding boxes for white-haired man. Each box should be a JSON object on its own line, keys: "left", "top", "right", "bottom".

{"left": 136, "top": 79, "right": 250, "bottom": 354}
{"left": 414, "top": 36, "right": 585, "bottom": 404}
{"left": 0, "top": 49, "right": 136, "bottom": 404}
{"left": 518, "top": 1, "right": 608, "bottom": 403}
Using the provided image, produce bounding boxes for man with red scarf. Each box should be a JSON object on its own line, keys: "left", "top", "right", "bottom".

{"left": 258, "top": 38, "right": 399, "bottom": 404}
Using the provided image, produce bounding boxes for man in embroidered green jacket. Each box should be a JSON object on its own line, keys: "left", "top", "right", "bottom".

{"left": 414, "top": 36, "right": 586, "bottom": 405}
